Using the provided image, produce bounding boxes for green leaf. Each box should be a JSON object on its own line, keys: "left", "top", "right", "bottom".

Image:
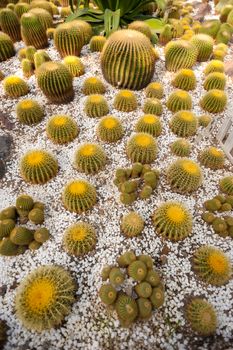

{"left": 104, "top": 8, "right": 120, "bottom": 37}
{"left": 156, "top": 0, "right": 166, "bottom": 11}
{"left": 144, "top": 18, "right": 165, "bottom": 33}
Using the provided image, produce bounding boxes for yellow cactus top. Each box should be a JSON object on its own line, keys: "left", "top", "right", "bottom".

{"left": 208, "top": 252, "right": 229, "bottom": 274}
{"left": 102, "top": 116, "right": 118, "bottom": 129}
{"left": 182, "top": 160, "right": 200, "bottom": 175}
{"left": 26, "top": 278, "right": 55, "bottom": 312}
{"left": 71, "top": 226, "right": 88, "bottom": 241}
{"left": 68, "top": 181, "right": 87, "bottom": 195}
{"left": 167, "top": 205, "right": 185, "bottom": 223}
{"left": 134, "top": 134, "right": 153, "bottom": 147}
{"left": 25, "top": 151, "right": 45, "bottom": 166}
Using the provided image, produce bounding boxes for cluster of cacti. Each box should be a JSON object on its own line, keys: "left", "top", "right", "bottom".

{"left": 143, "top": 98, "right": 163, "bottom": 116}
{"left": 15, "top": 265, "right": 75, "bottom": 331}
{"left": 203, "top": 72, "right": 226, "bottom": 91}
{"left": 128, "top": 21, "right": 152, "bottom": 40}
{"left": 220, "top": 176, "right": 233, "bottom": 195}
{"left": 121, "top": 211, "right": 144, "bottom": 237}
{"left": 199, "top": 146, "right": 225, "bottom": 170}
{"left": 113, "top": 90, "right": 137, "bottom": 112}
{"left": 16, "top": 99, "right": 44, "bottom": 125}
{"left": 62, "top": 179, "right": 97, "bottom": 213}
{"left": 29, "top": 8, "right": 53, "bottom": 31}
{"left": 90, "top": 35, "right": 106, "bottom": 52}
{"left": 200, "top": 89, "right": 227, "bottom": 113}
{"left": 126, "top": 133, "right": 157, "bottom": 164}
{"left": 99, "top": 251, "right": 165, "bottom": 327}
{"left": 97, "top": 115, "right": 124, "bottom": 143}
{"left": 164, "top": 40, "right": 198, "bottom": 72}
{"left": 153, "top": 201, "right": 193, "bottom": 241}
{"left": 54, "top": 22, "right": 84, "bottom": 57}
{"left": 84, "top": 94, "right": 109, "bottom": 118}
{"left": 63, "top": 56, "right": 84, "bottom": 77}
{"left": 46, "top": 114, "right": 78, "bottom": 144}
{"left": 192, "top": 245, "right": 231, "bottom": 286}
{"left": 0, "top": 8, "right": 20, "bottom": 42}
{"left": 36, "top": 61, "right": 74, "bottom": 103}
{"left": 114, "top": 163, "right": 159, "bottom": 205}
{"left": 172, "top": 69, "right": 196, "bottom": 91}
{"left": 0, "top": 31, "right": 15, "bottom": 62}
{"left": 135, "top": 114, "right": 162, "bottom": 137}
{"left": 74, "top": 143, "right": 106, "bottom": 174}
{"left": 185, "top": 298, "right": 217, "bottom": 336}
{"left": 82, "top": 76, "right": 105, "bottom": 95}
{"left": 190, "top": 34, "right": 214, "bottom": 61}
{"left": 167, "top": 90, "right": 192, "bottom": 113}
{"left": 101, "top": 29, "right": 156, "bottom": 90}
{"left": 3, "top": 75, "right": 29, "bottom": 98}
{"left": 0, "top": 195, "right": 49, "bottom": 256}
{"left": 170, "top": 138, "right": 191, "bottom": 157}
{"left": 167, "top": 158, "right": 202, "bottom": 194}
{"left": 204, "top": 60, "right": 224, "bottom": 75}
{"left": 63, "top": 222, "right": 97, "bottom": 256}
{"left": 20, "top": 13, "right": 48, "bottom": 49}
{"left": 145, "top": 82, "right": 164, "bottom": 99}
{"left": 20, "top": 149, "right": 58, "bottom": 184}
{"left": 170, "top": 110, "right": 198, "bottom": 137}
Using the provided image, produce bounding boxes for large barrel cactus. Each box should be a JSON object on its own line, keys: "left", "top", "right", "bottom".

{"left": 0, "top": 8, "right": 21, "bottom": 42}
{"left": 101, "top": 29, "right": 156, "bottom": 90}
{"left": 54, "top": 22, "right": 84, "bottom": 58}
{"left": 20, "top": 12, "right": 48, "bottom": 49}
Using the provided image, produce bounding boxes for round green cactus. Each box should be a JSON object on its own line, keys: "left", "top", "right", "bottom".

{"left": 190, "top": 34, "right": 214, "bottom": 61}
{"left": 113, "top": 90, "right": 137, "bottom": 112}
{"left": 16, "top": 99, "right": 44, "bottom": 125}
{"left": 34, "top": 50, "right": 51, "bottom": 71}
{"left": 63, "top": 56, "right": 84, "bottom": 77}
{"left": 126, "top": 132, "right": 157, "bottom": 164}
{"left": 137, "top": 298, "right": 152, "bottom": 319}
{"left": 0, "top": 31, "right": 15, "bottom": 62}
{"left": 29, "top": 0, "right": 53, "bottom": 15}
{"left": 3, "top": 75, "right": 29, "bottom": 98}
{"left": 109, "top": 267, "right": 125, "bottom": 286}
{"left": 28, "top": 208, "right": 44, "bottom": 224}
{"left": 54, "top": 22, "right": 84, "bottom": 58}
{"left": 99, "top": 284, "right": 117, "bottom": 305}
{"left": 200, "top": 89, "right": 227, "bottom": 113}
{"left": 0, "top": 237, "right": 18, "bottom": 256}
{"left": 172, "top": 69, "right": 197, "bottom": 91}
{"left": 72, "top": 20, "right": 92, "bottom": 45}
{"left": 135, "top": 114, "right": 162, "bottom": 137}
{"left": 219, "top": 176, "right": 233, "bottom": 195}
{"left": 97, "top": 115, "right": 123, "bottom": 143}
{"left": 167, "top": 158, "right": 202, "bottom": 194}
{"left": 128, "top": 21, "right": 152, "bottom": 40}
{"left": 84, "top": 94, "right": 109, "bottom": 118}
{"left": 121, "top": 211, "right": 144, "bottom": 237}
{"left": 28, "top": 240, "right": 41, "bottom": 251}
{"left": 63, "top": 222, "right": 96, "bottom": 256}
{"left": 34, "top": 228, "right": 50, "bottom": 243}
{"left": 90, "top": 35, "right": 106, "bottom": 52}
{"left": 159, "top": 24, "right": 173, "bottom": 45}
{"left": 0, "top": 8, "right": 20, "bottom": 42}
{"left": 153, "top": 201, "right": 193, "bottom": 241}
{"left": 74, "top": 143, "right": 106, "bottom": 174}
{"left": 20, "top": 13, "right": 48, "bottom": 49}
{"left": 101, "top": 29, "right": 156, "bottom": 90}
{"left": 204, "top": 60, "right": 224, "bottom": 75}
{"left": 36, "top": 61, "right": 74, "bottom": 103}
{"left": 170, "top": 138, "right": 191, "bottom": 157}
{"left": 199, "top": 146, "right": 225, "bottom": 170}
{"left": 164, "top": 40, "right": 198, "bottom": 72}
{"left": 128, "top": 260, "right": 147, "bottom": 282}
{"left": 167, "top": 90, "right": 192, "bottom": 113}
{"left": 46, "top": 27, "right": 55, "bottom": 39}
{"left": 29, "top": 8, "right": 53, "bottom": 31}
{"left": 46, "top": 114, "right": 78, "bottom": 144}
{"left": 15, "top": 265, "right": 75, "bottom": 331}
{"left": 0, "top": 219, "right": 15, "bottom": 240}
{"left": 10, "top": 226, "right": 34, "bottom": 245}
{"left": 203, "top": 72, "right": 226, "bottom": 91}
{"left": 16, "top": 194, "right": 34, "bottom": 211}
{"left": 14, "top": 3, "right": 30, "bottom": 18}
{"left": 143, "top": 98, "right": 163, "bottom": 116}
{"left": 21, "top": 58, "right": 34, "bottom": 78}
{"left": 0, "top": 206, "right": 17, "bottom": 221}
{"left": 135, "top": 282, "right": 152, "bottom": 298}
{"left": 170, "top": 110, "right": 198, "bottom": 137}
{"left": 82, "top": 76, "right": 105, "bottom": 95}
{"left": 20, "top": 149, "right": 58, "bottom": 184}
{"left": 145, "top": 82, "right": 164, "bottom": 99}
{"left": 115, "top": 294, "right": 138, "bottom": 326}
{"left": 198, "top": 114, "right": 212, "bottom": 127}
{"left": 62, "top": 179, "right": 97, "bottom": 213}
{"left": 193, "top": 245, "right": 231, "bottom": 286}
{"left": 186, "top": 298, "right": 217, "bottom": 336}
{"left": 212, "top": 48, "right": 225, "bottom": 61}
{"left": 150, "top": 286, "right": 165, "bottom": 309}
{"left": 227, "top": 8, "right": 233, "bottom": 25}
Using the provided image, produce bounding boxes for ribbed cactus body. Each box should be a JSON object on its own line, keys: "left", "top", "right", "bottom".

{"left": 199, "top": 19, "right": 220, "bottom": 38}
{"left": 159, "top": 24, "right": 172, "bottom": 45}
{"left": 22, "top": 58, "right": 34, "bottom": 78}
{"left": 29, "top": 8, "right": 53, "bottom": 31}
{"left": 170, "top": 138, "right": 191, "bottom": 157}
{"left": 165, "top": 40, "right": 198, "bottom": 72}
{"left": 170, "top": 111, "right": 198, "bottom": 137}
{"left": 135, "top": 114, "right": 162, "bottom": 137}
{"left": 20, "top": 13, "right": 48, "bottom": 49}
{"left": 84, "top": 95, "right": 109, "bottom": 118}
{"left": 90, "top": 36, "right": 106, "bottom": 52}
{"left": 190, "top": 34, "right": 214, "bottom": 62}
{"left": 74, "top": 143, "right": 106, "bottom": 174}
{"left": 72, "top": 20, "right": 92, "bottom": 45}
{"left": 34, "top": 50, "right": 51, "bottom": 70}
{"left": 3, "top": 75, "right": 29, "bottom": 98}
{"left": 29, "top": 0, "right": 53, "bottom": 16}
{"left": 219, "top": 176, "right": 233, "bottom": 195}
{"left": 14, "top": 3, "right": 30, "bottom": 18}
{"left": 114, "top": 90, "right": 138, "bottom": 112}
{"left": 63, "top": 222, "right": 96, "bottom": 256}
{"left": 204, "top": 60, "right": 224, "bottom": 75}
{"left": 16, "top": 99, "right": 44, "bottom": 125}
{"left": 54, "top": 22, "right": 84, "bottom": 58}
{"left": 0, "top": 31, "right": 15, "bottom": 62}
{"left": 128, "top": 21, "right": 152, "bottom": 40}
{"left": 199, "top": 147, "right": 225, "bottom": 170}
{"left": 97, "top": 115, "right": 124, "bottom": 143}
{"left": 101, "top": 29, "right": 156, "bottom": 90}
{"left": 200, "top": 89, "right": 227, "bottom": 113}
{"left": 63, "top": 56, "right": 84, "bottom": 77}
{"left": 127, "top": 133, "right": 157, "bottom": 164}
{"left": 167, "top": 90, "right": 192, "bottom": 112}
{"left": 204, "top": 72, "right": 226, "bottom": 91}
{"left": 46, "top": 114, "right": 78, "bottom": 144}
{"left": 172, "top": 69, "right": 196, "bottom": 91}
{"left": 0, "top": 8, "right": 21, "bottom": 42}
{"left": 143, "top": 98, "right": 163, "bottom": 116}
{"left": 36, "top": 61, "right": 74, "bottom": 103}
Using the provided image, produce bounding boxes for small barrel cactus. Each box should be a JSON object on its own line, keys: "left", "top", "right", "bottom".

{"left": 219, "top": 176, "right": 233, "bottom": 195}
{"left": 34, "top": 228, "right": 50, "bottom": 243}
{"left": 135, "top": 114, "right": 162, "bottom": 137}
{"left": 101, "top": 29, "right": 156, "bottom": 90}
{"left": 82, "top": 76, "right": 105, "bottom": 95}
{"left": 109, "top": 267, "right": 125, "bottom": 286}
{"left": 28, "top": 208, "right": 44, "bottom": 224}
{"left": 29, "top": 0, "right": 53, "bottom": 16}
{"left": 36, "top": 61, "right": 74, "bottom": 103}
{"left": 20, "top": 13, "right": 48, "bottom": 49}
{"left": 212, "top": 48, "right": 225, "bottom": 61}
{"left": 113, "top": 90, "right": 137, "bottom": 112}
{"left": 198, "top": 114, "right": 212, "bottom": 127}
{"left": 165, "top": 40, "right": 198, "bottom": 72}
{"left": 199, "top": 19, "right": 220, "bottom": 38}
{"left": 204, "top": 60, "right": 224, "bottom": 75}
{"left": 170, "top": 110, "right": 198, "bottom": 137}
{"left": 90, "top": 35, "right": 106, "bottom": 52}
{"left": 63, "top": 56, "right": 84, "bottom": 77}
{"left": 126, "top": 132, "right": 157, "bottom": 164}
{"left": 16, "top": 194, "right": 35, "bottom": 212}
{"left": 20, "top": 149, "right": 58, "bottom": 184}
{"left": 145, "top": 82, "right": 164, "bottom": 99}
{"left": 34, "top": 50, "right": 51, "bottom": 71}
{"left": 128, "top": 20, "right": 152, "bottom": 40}
{"left": 46, "top": 114, "right": 78, "bottom": 144}
{"left": 203, "top": 72, "right": 226, "bottom": 91}
{"left": 128, "top": 260, "right": 147, "bottom": 282}
{"left": 167, "top": 158, "right": 202, "bottom": 193}
{"left": 121, "top": 211, "right": 144, "bottom": 237}
{"left": 143, "top": 98, "right": 163, "bottom": 116}
{"left": 99, "top": 284, "right": 117, "bottom": 305}
{"left": 193, "top": 245, "right": 231, "bottom": 286}
{"left": 84, "top": 94, "right": 109, "bottom": 118}
{"left": 63, "top": 222, "right": 96, "bottom": 256}
{"left": 0, "top": 8, "right": 20, "bottom": 42}
{"left": 0, "top": 206, "right": 17, "bottom": 221}
{"left": 21, "top": 58, "right": 34, "bottom": 78}
{"left": 0, "top": 238, "right": 18, "bottom": 256}
{"left": 199, "top": 146, "right": 225, "bottom": 170}
{"left": 159, "top": 24, "right": 173, "bottom": 45}
{"left": 190, "top": 34, "right": 214, "bottom": 61}
{"left": 200, "top": 89, "right": 227, "bottom": 113}
{"left": 54, "top": 22, "right": 84, "bottom": 58}
{"left": 115, "top": 293, "right": 138, "bottom": 326}
{"left": 72, "top": 20, "right": 92, "bottom": 45}
{"left": 170, "top": 138, "right": 191, "bottom": 157}
{"left": 0, "top": 219, "right": 15, "bottom": 240}
{"left": 74, "top": 143, "right": 106, "bottom": 174}
{"left": 16, "top": 99, "right": 44, "bottom": 125}
{"left": 62, "top": 179, "right": 97, "bottom": 213}
{"left": 10, "top": 226, "right": 34, "bottom": 245}
{"left": 97, "top": 115, "right": 124, "bottom": 143}
{"left": 167, "top": 90, "right": 192, "bottom": 113}
{"left": 153, "top": 201, "right": 193, "bottom": 241}
{"left": 3, "top": 75, "right": 29, "bottom": 98}
{"left": 0, "top": 31, "right": 15, "bottom": 62}
{"left": 172, "top": 69, "right": 197, "bottom": 91}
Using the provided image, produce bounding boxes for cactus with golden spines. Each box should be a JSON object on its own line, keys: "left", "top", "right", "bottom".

{"left": 172, "top": 69, "right": 196, "bottom": 91}
{"left": 128, "top": 21, "right": 152, "bottom": 40}
{"left": 3, "top": 75, "right": 29, "bottom": 98}
{"left": 0, "top": 31, "right": 15, "bottom": 62}
{"left": 46, "top": 114, "right": 78, "bottom": 144}
{"left": 0, "top": 8, "right": 21, "bottom": 42}
{"left": 165, "top": 40, "right": 198, "bottom": 72}
{"left": 135, "top": 114, "right": 162, "bottom": 137}
{"left": 190, "top": 34, "right": 214, "bottom": 61}
{"left": 97, "top": 115, "right": 124, "bottom": 143}
{"left": 29, "top": 0, "right": 53, "bottom": 16}
{"left": 54, "top": 22, "right": 84, "bottom": 58}
{"left": 84, "top": 95, "right": 109, "bottom": 118}
{"left": 82, "top": 77, "right": 105, "bottom": 95}
{"left": 170, "top": 110, "right": 198, "bottom": 137}
{"left": 74, "top": 143, "right": 107, "bottom": 174}
{"left": 21, "top": 58, "right": 34, "bottom": 78}
{"left": 101, "top": 29, "right": 156, "bottom": 90}
{"left": 199, "top": 147, "right": 225, "bottom": 170}
{"left": 200, "top": 89, "right": 227, "bottom": 113}
{"left": 143, "top": 98, "right": 163, "bottom": 116}
{"left": 204, "top": 72, "right": 226, "bottom": 91}
{"left": 170, "top": 138, "right": 191, "bottom": 157}
{"left": 14, "top": 2, "right": 30, "bottom": 18}
{"left": 167, "top": 90, "right": 192, "bottom": 113}
{"left": 20, "top": 13, "right": 48, "bottom": 49}
{"left": 159, "top": 24, "right": 172, "bottom": 45}
{"left": 16, "top": 99, "right": 44, "bottom": 125}
{"left": 34, "top": 50, "right": 51, "bottom": 70}
{"left": 145, "top": 82, "right": 164, "bottom": 99}
{"left": 126, "top": 132, "right": 157, "bottom": 164}
{"left": 29, "top": 8, "right": 53, "bottom": 31}
{"left": 36, "top": 61, "right": 74, "bottom": 103}
{"left": 72, "top": 20, "right": 93, "bottom": 45}
{"left": 113, "top": 90, "right": 138, "bottom": 112}
{"left": 204, "top": 60, "right": 224, "bottom": 75}
{"left": 219, "top": 176, "right": 233, "bottom": 195}
{"left": 63, "top": 56, "right": 84, "bottom": 77}
{"left": 90, "top": 35, "right": 106, "bottom": 52}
